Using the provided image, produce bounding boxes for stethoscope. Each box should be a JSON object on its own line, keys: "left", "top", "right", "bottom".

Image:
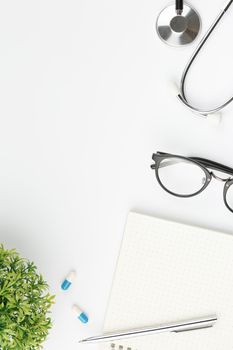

{"left": 156, "top": 0, "right": 233, "bottom": 119}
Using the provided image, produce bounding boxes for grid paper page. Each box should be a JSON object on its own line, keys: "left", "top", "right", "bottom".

{"left": 101, "top": 212, "right": 233, "bottom": 350}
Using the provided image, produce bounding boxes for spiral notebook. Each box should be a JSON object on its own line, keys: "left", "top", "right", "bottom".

{"left": 101, "top": 212, "right": 233, "bottom": 350}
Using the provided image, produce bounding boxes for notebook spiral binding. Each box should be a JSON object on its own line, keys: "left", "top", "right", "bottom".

{"left": 110, "top": 343, "right": 134, "bottom": 350}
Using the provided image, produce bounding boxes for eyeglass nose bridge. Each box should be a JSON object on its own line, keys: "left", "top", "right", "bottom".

{"left": 211, "top": 172, "right": 232, "bottom": 183}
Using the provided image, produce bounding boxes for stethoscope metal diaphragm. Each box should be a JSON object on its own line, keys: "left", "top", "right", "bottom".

{"left": 156, "top": 3, "right": 201, "bottom": 46}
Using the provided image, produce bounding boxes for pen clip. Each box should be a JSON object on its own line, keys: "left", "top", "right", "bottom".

{"left": 174, "top": 324, "right": 214, "bottom": 333}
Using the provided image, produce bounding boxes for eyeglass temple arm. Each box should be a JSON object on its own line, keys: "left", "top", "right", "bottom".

{"left": 151, "top": 159, "right": 181, "bottom": 169}
{"left": 151, "top": 153, "right": 233, "bottom": 176}
{"left": 151, "top": 152, "right": 176, "bottom": 169}
{"left": 190, "top": 157, "right": 233, "bottom": 176}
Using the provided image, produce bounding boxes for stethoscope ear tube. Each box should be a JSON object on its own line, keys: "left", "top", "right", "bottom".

{"left": 224, "top": 0, "right": 233, "bottom": 11}
{"left": 176, "top": 0, "right": 183, "bottom": 13}
{"left": 178, "top": 0, "right": 233, "bottom": 118}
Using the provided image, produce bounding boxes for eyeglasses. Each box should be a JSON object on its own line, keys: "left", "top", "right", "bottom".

{"left": 151, "top": 151, "right": 233, "bottom": 213}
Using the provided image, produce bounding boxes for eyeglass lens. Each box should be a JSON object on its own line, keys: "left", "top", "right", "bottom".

{"left": 157, "top": 157, "right": 207, "bottom": 196}
{"left": 225, "top": 183, "right": 233, "bottom": 211}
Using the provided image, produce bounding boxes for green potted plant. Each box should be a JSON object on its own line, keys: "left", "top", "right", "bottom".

{"left": 0, "top": 245, "right": 55, "bottom": 349}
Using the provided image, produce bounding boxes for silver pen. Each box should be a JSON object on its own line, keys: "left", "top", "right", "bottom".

{"left": 79, "top": 315, "right": 217, "bottom": 344}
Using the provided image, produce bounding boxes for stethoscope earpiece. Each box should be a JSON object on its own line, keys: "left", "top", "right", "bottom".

{"left": 169, "top": 80, "right": 222, "bottom": 125}
{"left": 206, "top": 113, "right": 222, "bottom": 127}
{"left": 168, "top": 81, "right": 180, "bottom": 96}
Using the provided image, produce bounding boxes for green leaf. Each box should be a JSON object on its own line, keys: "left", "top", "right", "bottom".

{"left": 0, "top": 245, "right": 55, "bottom": 350}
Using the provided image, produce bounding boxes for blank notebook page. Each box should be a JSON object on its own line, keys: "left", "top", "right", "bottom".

{"left": 101, "top": 212, "right": 233, "bottom": 350}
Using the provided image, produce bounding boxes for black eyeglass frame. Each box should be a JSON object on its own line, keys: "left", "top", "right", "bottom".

{"left": 151, "top": 151, "right": 233, "bottom": 213}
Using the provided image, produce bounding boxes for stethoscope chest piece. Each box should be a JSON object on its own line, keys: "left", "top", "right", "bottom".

{"left": 156, "top": 3, "right": 201, "bottom": 46}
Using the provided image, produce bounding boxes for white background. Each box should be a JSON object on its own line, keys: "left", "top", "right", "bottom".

{"left": 0, "top": 0, "right": 233, "bottom": 349}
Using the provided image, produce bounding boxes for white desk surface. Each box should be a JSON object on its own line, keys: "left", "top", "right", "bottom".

{"left": 0, "top": 0, "right": 233, "bottom": 349}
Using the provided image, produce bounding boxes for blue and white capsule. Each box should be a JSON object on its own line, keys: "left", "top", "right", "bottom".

{"left": 61, "top": 271, "right": 76, "bottom": 291}
{"left": 72, "top": 304, "right": 89, "bottom": 324}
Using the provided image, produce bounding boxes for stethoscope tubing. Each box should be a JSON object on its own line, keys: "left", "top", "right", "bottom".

{"left": 178, "top": 0, "right": 233, "bottom": 116}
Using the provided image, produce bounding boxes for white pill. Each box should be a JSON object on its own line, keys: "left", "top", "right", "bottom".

{"left": 72, "top": 304, "right": 89, "bottom": 324}
{"left": 61, "top": 270, "right": 76, "bottom": 290}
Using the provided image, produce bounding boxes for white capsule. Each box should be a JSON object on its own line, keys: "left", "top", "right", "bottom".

{"left": 61, "top": 270, "right": 76, "bottom": 291}
{"left": 72, "top": 304, "right": 89, "bottom": 324}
